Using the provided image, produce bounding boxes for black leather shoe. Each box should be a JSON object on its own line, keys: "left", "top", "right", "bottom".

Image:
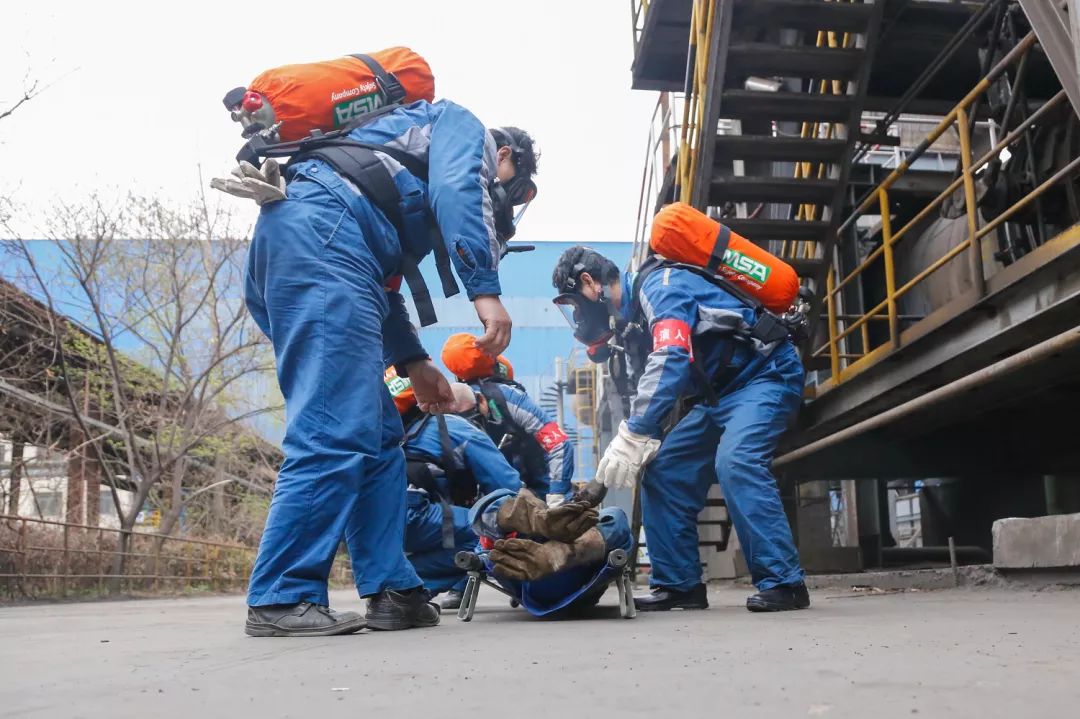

{"left": 439, "top": 590, "right": 464, "bottom": 611}
{"left": 245, "top": 602, "right": 366, "bottom": 637}
{"left": 633, "top": 583, "right": 709, "bottom": 611}
{"left": 746, "top": 582, "right": 811, "bottom": 612}
{"left": 366, "top": 587, "right": 441, "bottom": 630}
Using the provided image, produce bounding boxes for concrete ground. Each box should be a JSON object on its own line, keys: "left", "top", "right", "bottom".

{"left": 1, "top": 583, "right": 1078, "bottom": 719}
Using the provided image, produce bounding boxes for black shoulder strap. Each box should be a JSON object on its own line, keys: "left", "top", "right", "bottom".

{"left": 629, "top": 254, "right": 666, "bottom": 321}
{"left": 478, "top": 381, "right": 515, "bottom": 430}
{"left": 350, "top": 53, "right": 406, "bottom": 105}
{"left": 286, "top": 142, "right": 456, "bottom": 327}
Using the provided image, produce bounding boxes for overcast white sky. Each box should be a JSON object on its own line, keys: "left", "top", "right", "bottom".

{"left": 0, "top": 1, "right": 658, "bottom": 244}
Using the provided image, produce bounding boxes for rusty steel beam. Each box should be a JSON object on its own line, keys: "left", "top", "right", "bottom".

{"left": 776, "top": 323, "right": 1080, "bottom": 469}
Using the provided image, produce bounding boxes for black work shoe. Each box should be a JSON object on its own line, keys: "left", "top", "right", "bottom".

{"left": 633, "top": 583, "right": 709, "bottom": 611}
{"left": 366, "top": 587, "right": 441, "bottom": 630}
{"left": 746, "top": 582, "right": 811, "bottom": 612}
{"left": 245, "top": 602, "right": 366, "bottom": 637}
{"left": 439, "top": 590, "right": 464, "bottom": 611}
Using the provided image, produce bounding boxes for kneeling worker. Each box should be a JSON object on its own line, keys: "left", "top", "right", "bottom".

{"left": 550, "top": 202, "right": 810, "bottom": 612}
{"left": 384, "top": 368, "right": 522, "bottom": 609}
{"left": 441, "top": 333, "right": 575, "bottom": 505}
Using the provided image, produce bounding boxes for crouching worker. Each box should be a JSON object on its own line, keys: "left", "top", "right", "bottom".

{"left": 441, "top": 333, "right": 575, "bottom": 505}
{"left": 466, "top": 486, "right": 633, "bottom": 617}
{"left": 385, "top": 368, "right": 523, "bottom": 610}
{"left": 551, "top": 202, "right": 811, "bottom": 613}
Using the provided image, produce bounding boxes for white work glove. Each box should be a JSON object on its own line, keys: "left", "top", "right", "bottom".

{"left": 545, "top": 493, "right": 565, "bottom": 509}
{"left": 210, "top": 160, "right": 287, "bottom": 206}
{"left": 595, "top": 421, "right": 661, "bottom": 490}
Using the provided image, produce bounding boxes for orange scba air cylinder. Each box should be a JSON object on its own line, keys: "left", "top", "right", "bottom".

{"left": 649, "top": 202, "right": 800, "bottom": 313}
{"left": 248, "top": 47, "right": 435, "bottom": 142}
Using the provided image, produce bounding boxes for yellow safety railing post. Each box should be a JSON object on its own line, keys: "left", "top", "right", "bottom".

{"left": 879, "top": 188, "right": 900, "bottom": 348}
{"left": 826, "top": 266, "right": 841, "bottom": 380}
{"left": 956, "top": 106, "right": 986, "bottom": 297}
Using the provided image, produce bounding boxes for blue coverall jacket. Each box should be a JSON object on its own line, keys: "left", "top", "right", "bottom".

{"left": 621, "top": 265, "right": 806, "bottom": 592}
{"left": 244, "top": 100, "right": 505, "bottom": 606}
{"left": 402, "top": 413, "right": 521, "bottom": 594}
{"left": 468, "top": 381, "right": 575, "bottom": 498}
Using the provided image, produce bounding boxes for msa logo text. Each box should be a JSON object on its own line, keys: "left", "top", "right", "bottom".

{"left": 722, "top": 248, "right": 771, "bottom": 283}
{"left": 334, "top": 91, "right": 383, "bottom": 126}
{"left": 385, "top": 375, "right": 411, "bottom": 397}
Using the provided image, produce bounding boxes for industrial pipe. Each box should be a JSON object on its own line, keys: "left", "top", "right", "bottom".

{"left": 776, "top": 324, "right": 1080, "bottom": 468}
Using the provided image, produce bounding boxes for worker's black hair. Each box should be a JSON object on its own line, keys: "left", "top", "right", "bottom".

{"left": 492, "top": 126, "right": 540, "bottom": 178}
{"left": 552, "top": 246, "right": 620, "bottom": 293}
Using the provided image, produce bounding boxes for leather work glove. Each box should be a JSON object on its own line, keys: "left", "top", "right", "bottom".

{"left": 571, "top": 479, "right": 608, "bottom": 508}
{"left": 495, "top": 488, "right": 598, "bottom": 543}
{"left": 596, "top": 421, "right": 661, "bottom": 490}
{"left": 488, "top": 530, "right": 605, "bottom": 582}
{"left": 210, "top": 160, "right": 287, "bottom": 206}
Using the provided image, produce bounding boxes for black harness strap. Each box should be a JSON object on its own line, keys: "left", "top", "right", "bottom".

{"left": 281, "top": 140, "right": 458, "bottom": 327}
{"left": 403, "top": 414, "right": 457, "bottom": 550}
{"left": 350, "top": 53, "right": 407, "bottom": 106}
{"left": 706, "top": 224, "right": 732, "bottom": 274}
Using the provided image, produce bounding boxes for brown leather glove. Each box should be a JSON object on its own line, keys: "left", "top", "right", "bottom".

{"left": 489, "top": 529, "right": 606, "bottom": 582}
{"left": 495, "top": 488, "right": 598, "bottom": 543}
{"left": 571, "top": 479, "right": 608, "bottom": 508}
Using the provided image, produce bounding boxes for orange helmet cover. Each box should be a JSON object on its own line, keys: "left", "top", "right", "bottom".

{"left": 441, "top": 333, "right": 513, "bottom": 381}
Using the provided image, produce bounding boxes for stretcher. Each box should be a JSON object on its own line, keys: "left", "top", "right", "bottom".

{"left": 453, "top": 549, "right": 637, "bottom": 621}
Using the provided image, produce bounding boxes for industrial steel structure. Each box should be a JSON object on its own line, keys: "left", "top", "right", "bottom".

{"left": 628, "top": 0, "right": 1080, "bottom": 573}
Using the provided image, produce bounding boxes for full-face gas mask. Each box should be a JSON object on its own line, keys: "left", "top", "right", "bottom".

{"left": 552, "top": 263, "right": 616, "bottom": 356}
{"left": 489, "top": 128, "right": 537, "bottom": 248}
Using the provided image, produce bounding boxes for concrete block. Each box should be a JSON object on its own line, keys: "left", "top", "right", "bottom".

{"left": 801, "top": 546, "right": 863, "bottom": 574}
{"left": 992, "top": 512, "right": 1080, "bottom": 569}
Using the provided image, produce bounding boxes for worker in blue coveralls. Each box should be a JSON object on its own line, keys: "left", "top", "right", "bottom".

{"left": 212, "top": 98, "right": 539, "bottom": 636}
{"left": 382, "top": 369, "right": 520, "bottom": 609}
{"left": 440, "top": 333, "right": 575, "bottom": 507}
{"left": 386, "top": 369, "right": 620, "bottom": 616}
{"left": 550, "top": 243, "right": 811, "bottom": 613}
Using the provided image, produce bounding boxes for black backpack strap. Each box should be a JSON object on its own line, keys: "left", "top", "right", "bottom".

{"left": 404, "top": 458, "right": 456, "bottom": 550}
{"left": 350, "top": 53, "right": 406, "bottom": 105}
{"left": 628, "top": 254, "right": 665, "bottom": 322}
{"left": 478, "top": 381, "right": 515, "bottom": 432}
{"left": 435, "top": 414, "right": 478, "bottom": 508}
{"left": 291, "top": 143, "right": 453, "bottom": 327}
{"left": 399, "top": 254, "right": 436, "bottom": 327}
{"left": 404, "top": 414, "right": 458, "bottom": 550}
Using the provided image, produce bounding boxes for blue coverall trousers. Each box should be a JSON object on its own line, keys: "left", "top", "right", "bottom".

{"left": 404, "top": 490, "right": 480, "bottom": 595}
{"left": 641, "top": 344, "right": 805, "bottom": 592}
{"left": 244, "top": 171, "right": 422, "bottom": 606}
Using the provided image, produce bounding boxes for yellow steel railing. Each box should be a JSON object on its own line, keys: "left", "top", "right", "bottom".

{"left": 633, "top": 92, "right": 685, "bottom": 269}
{"left": 815, "top": 32, "right": 1080, "bottom": 389}
{"left": 787, "top": 0, "right": 858, "bottom": 263}
{"left": 675, "top": 0, "right": 716, "bottom": 205}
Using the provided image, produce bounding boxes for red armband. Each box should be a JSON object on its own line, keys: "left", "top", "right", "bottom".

{"left": 384, "top": 275, "right": 403, "bottom": 292}
{"left": 652, "top": 319, "right": 694, "bottom": 360}
{"left": 535, "top": 422, "right": 569, "bottom": 451}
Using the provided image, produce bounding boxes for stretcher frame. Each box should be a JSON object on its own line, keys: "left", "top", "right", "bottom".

{"left": 453, "top": 549, "right": 637, "bottom": 621}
